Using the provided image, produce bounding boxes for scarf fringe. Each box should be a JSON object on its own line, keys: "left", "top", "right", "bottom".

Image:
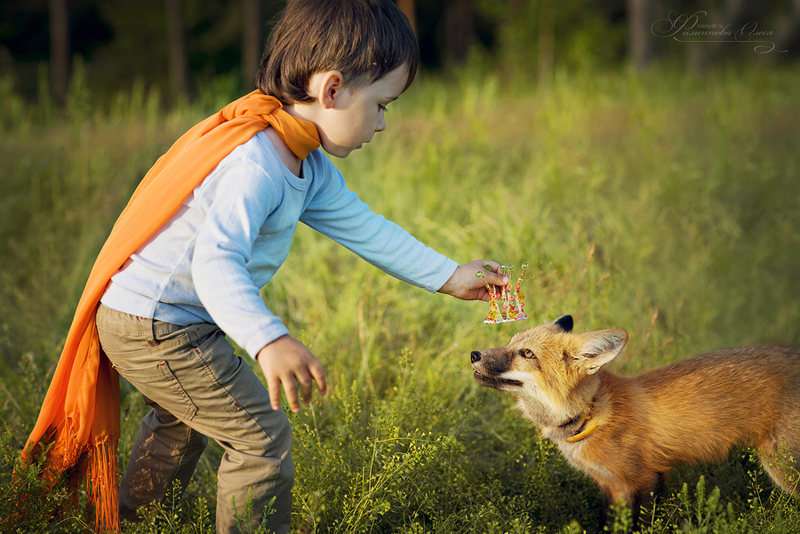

{"left": 85, "top": 438, "right": 120, "bottom": 533}
{"left": 20, "top": 424, "right": 120, "bottom": 533}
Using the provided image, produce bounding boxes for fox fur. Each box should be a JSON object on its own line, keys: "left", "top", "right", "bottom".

{"left": 471, "top": 315, "right": 800, "bottom": 526}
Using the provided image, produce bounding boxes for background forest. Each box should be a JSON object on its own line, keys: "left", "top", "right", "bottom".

{"left": 2, "top": 0, "right": 800, "bottom": 103}
{"left": 1, "top": 1, "right": 800, "bottom": 533}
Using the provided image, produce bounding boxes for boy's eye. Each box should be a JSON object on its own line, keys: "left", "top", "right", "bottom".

{"left": 378, "top": 104, "right": 388, "bottom": 112}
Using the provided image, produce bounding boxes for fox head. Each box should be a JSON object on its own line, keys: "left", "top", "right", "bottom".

{"left": 471, "top": 315, "right": 628, "bottom": 428}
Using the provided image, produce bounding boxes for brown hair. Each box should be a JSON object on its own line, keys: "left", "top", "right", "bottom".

{"left": 256, "top": 0, "right": 418, "bottom": 104}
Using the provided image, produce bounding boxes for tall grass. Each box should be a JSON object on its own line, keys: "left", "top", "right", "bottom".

{"left": 1, "top": 63, "right": 799, "bottom": 532}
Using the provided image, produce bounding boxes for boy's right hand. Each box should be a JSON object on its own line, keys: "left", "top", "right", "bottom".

{"left": 256, "top": 335, "right": 327, "bottom": 413}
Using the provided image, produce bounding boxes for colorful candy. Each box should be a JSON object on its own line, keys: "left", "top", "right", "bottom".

{"left": 476, "top": 262, "right": 529, "bottom": 324}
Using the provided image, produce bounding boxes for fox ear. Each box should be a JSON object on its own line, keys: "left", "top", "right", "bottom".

{"left": 575, "top": 329, "right": 627, "bottom": 374}
{"left": 553, "top": 315, "right": 573, "bottom": 332}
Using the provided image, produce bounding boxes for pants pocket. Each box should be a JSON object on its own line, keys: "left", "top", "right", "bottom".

{"left": 108, "top": 355, "right": 199, "bottom": 421}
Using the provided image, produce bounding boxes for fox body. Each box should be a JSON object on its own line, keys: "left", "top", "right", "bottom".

{"left": 471, "top": 315, "right": 800, "bottom": 524}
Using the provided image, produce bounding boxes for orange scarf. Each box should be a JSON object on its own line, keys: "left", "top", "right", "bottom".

{"left": 19, "top": 91, "right": 320, "bottom": 532}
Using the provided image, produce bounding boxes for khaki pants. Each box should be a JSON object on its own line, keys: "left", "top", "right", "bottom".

{"left": 96, "top": 304, "right": 293, "bottom": 534}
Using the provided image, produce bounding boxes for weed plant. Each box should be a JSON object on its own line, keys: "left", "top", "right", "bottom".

{"left": 1, "top": 63, "right": 799, "bottom": 532}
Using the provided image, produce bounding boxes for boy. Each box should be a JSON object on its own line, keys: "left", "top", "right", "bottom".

{"left": 24, "top": 1, "right": 508, "bottom": 532}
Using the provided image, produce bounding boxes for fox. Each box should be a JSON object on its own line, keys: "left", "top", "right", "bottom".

{"left": 470, "top": 315, "right": 800, "bottom": 527}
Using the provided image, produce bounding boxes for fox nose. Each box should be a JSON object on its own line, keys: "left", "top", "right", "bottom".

{"left": 470, "top": 351, "right": 481, "bottom": 363}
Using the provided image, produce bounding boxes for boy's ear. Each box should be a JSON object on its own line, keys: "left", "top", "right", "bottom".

{"left": 317, "top": 70, "right": 345, "bottom": 109}
{"left": 573, "top": 329, "right": 627, "bottom": 374}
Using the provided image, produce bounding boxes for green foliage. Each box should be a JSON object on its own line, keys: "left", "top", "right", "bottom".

{"left": 2, "top": 65, "right": 800, "bottom": 532}
{"left": 290, "top": 356, "right": 598, "bottom": 533}
{"left": 0, "top": 429, "right": 85, "bottom": 533}
{"left": 231, "top": 490, "right": 277, "bottom": 534}
{"left": 475, "top": 0, "right": 627, "bottom": 73}
{"left": 120, "top": 481, "right": 214, "bottom": 534}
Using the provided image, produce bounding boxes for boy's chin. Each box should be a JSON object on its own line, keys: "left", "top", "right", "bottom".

{"left": 322, "top": 144, "right": 360, "bottom": 158}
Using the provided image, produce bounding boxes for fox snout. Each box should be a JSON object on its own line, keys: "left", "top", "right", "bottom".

{"left": 470, "top": 348, "right": 505, "bottom": 374}
{"left": 471, "top": 348, "right": 523, "bottom": 389}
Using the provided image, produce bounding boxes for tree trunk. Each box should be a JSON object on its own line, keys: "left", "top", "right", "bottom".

{"left": 397, "top": 0, "right": 417, "bottom": 38}
{"left": 165, "top": 0, "right": 189, "bottom": 97}
{"left": 241, "top": 0, "right": 262, "bottom": 90}
{"left": 775, "top": 0, "right": 800, "bottom": 56}
{"left": 538, "top": 0, "right": 554, "bottom": 89}
{"left": 627, "top": 0, "right": 654, "bottom": 70}
{"left": 442, "top": 0, "right": 474, "bottom": 64}
{"left": 48, "top": 0, "right": 69, "bottom": 104}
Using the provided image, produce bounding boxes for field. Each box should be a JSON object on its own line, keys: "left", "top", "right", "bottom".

{"left": 1, "top": 64, "right": 799, "bottom": 532}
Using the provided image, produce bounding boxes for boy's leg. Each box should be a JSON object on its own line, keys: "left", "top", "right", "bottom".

{"left": 96, "top": 304, "right": 293, "bottom": 534}
{"left": 118, "top": 398, "right": 208, "bottom": 523}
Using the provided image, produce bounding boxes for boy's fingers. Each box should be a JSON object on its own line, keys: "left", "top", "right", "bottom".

{"left": 296, "top": 370, "right": 314, "bottom": 404}
{"left": 283, "top": 378, "right": 301, "bottom": 413}
{"left": 482, "top": 269, "right": 508, "bottom": 287}
{"left": 480, "top": 260, "right": 501, "bottom": 274}
{"left": 267, "top": 377, "right": 282, "bottom": 412}
{"left": 309, "top": 361, "right": 327, "bottom": 396}
{"left": 474, "top": 261, "right": 506, "bottom": 285}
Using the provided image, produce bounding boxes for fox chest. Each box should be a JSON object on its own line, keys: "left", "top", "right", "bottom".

{"left": 556, "top": 441, "right": 617, "bottom": 484}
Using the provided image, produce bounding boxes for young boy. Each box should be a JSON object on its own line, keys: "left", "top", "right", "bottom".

{"left": 35, "top": 1, "right": 506, "bottom": 532}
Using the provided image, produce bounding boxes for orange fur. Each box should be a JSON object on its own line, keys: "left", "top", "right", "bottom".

{"left": 471, "top": 315, "right": 800, "bottom": 526}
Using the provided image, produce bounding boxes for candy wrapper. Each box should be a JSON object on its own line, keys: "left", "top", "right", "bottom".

{"left": 476, "top": 263, "right": 528, "bottom": 324}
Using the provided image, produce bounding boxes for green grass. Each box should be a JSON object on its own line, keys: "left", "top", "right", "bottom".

{"left": 1, "top": 63, "right": 799, "bottom": 532}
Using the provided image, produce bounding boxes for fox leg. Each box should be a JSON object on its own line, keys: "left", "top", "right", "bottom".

{"left": 631, "top": 472, "right": 667, "bottom": 527}
{"left": 600, "top": 472, "right": 666, "bottom": 531}
{"left": 758, "top": 446, "right": 800, "bottom": 496}
{"left": 599, "top": 485, "right": 633, "bottom": 531}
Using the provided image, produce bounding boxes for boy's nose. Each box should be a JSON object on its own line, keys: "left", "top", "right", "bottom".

{"left": 375, "top": 115, "right": 386, "bottom": 133}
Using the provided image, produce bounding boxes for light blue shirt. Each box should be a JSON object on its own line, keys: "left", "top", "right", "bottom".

{"left": 101, "top": 130, "right": 457, "bottom": 358}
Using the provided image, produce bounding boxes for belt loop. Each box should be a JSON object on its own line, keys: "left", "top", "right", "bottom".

{"left": 188, "top": 324, "right": 204, "bottom": 347}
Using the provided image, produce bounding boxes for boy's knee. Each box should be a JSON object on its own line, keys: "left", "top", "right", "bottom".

{"left": 254, "top": 409, "right": 293, "bottom": 457}
{"left": 223, "top": 406, "right": 294, "bottom": 463}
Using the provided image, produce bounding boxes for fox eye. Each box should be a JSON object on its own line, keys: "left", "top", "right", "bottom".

{"left": 520, "top": 349, "right": 535, "bottom": 359}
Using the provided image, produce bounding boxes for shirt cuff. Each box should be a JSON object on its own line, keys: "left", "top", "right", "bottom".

{"left": 426, "top": 258, "right": 459, "bottom": 293}
{"left": 243, "top": 323, "right": 291, "bottom": 360}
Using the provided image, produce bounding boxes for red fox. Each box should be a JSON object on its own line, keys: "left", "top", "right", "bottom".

{"left": 471, "top": 315, "right": 800, "bottom": 526}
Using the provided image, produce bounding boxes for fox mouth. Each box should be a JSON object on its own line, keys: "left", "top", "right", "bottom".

{"left": 473, "top": 369, "right": 523, "bottom": 389}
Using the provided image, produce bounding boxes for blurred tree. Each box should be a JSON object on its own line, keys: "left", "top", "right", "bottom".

{"left": 165, "top": 0, "right": 188, "bottom": 96}
{"left": 442, "top": 0, "right": 475, "bottom": 63}
{"left": 477, "top": 0, "right": 626, "bottom": 74}
{"left": 627, "top": 0, "right": 654, "bottom": 70}
{"left": 710, "top": 0, "right": 768, "bottom": 64}
{"left": 2, "top": 0, "right": 797, "bottom": 102}
{"left": 241, "top": 0, "right": 262, "bottom": 90}
{"left": 48, "top": 0, "right": 69, "bottom": 102}
{"left": 398, "top": 0, "right": 418, "bottom": 37}
{"left": 538, "top": 0, "right": 554, "bottom": 88}
{"left": 776, "top": 0, "right": 800, "bottom": 55}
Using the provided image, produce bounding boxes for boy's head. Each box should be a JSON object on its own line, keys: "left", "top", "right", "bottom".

{"left": 257, "top": 0, "right": 418, "bottom": 105}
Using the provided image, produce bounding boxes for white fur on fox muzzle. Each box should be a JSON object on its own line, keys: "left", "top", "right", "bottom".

{"left": 472, "top": 368, "right": 524, "bottom": 389}
{"left": 471, "top": 349, "right": 524, "bottom": 389}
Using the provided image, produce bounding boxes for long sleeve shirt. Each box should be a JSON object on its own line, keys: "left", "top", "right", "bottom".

{"left": 101, "top": 130, "right": 457, "bottom": 358}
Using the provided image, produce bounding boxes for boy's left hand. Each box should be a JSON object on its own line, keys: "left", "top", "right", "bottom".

{"left": 438, "top": 260, "right": 509, "bottom": 302}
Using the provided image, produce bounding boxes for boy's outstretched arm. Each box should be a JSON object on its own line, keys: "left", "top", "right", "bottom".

{"left": 438, "top": 260, "right": 509, "bottom": 302}
{"left": 257, "top": 335, "right": 327, "bottom": 413}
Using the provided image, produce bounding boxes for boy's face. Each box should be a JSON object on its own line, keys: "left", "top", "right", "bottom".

{"left": 312, "top": 65, "right": 409, "bottom": 158}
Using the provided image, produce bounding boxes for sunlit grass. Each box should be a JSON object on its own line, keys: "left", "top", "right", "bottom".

{"left": 1, "top": 63, "right": 799, "bottom": 532}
